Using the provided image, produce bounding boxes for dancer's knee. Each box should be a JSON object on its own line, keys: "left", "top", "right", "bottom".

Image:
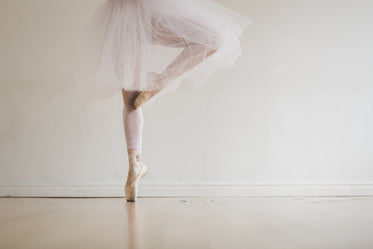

{"left": 200, "top": 28, "right": 223, "bottom": 51}
{"left": 193, "top": 31, "right": 223, "bottom": 56}
{"left": 190, "top": 40, "right": 220, "bottom": 58}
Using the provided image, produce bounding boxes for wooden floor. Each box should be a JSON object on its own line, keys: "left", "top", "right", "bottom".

{"left": 0, "top": 197, "right": 372, "bottom": 249}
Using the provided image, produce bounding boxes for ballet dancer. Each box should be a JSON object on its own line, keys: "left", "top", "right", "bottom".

{"left": 76, "top": 0, "right": 250, "bottom": 201}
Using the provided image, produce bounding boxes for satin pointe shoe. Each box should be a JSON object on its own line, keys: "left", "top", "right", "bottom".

{"left": 132, "top": 72, "right": 163, "bottom": 109}
{"left": 125, "top": 153, "right": 148, "bottom": 202}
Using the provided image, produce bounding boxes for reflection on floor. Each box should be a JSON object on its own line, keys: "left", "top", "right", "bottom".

{"left": 0, "top": 197, "right": 372, "bottom": 249}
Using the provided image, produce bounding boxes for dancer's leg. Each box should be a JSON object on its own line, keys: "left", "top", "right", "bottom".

{"left": 121, "top": 89, "right": 144, "bottom": 155}
{"left": 133, "top": 22, "right": 222, "bottom": 109}
{"left": 121, "top": 89, "right": 148, "bottom": 202}
{"left": 152, "top": 19, "right": 222, "bottom": 82}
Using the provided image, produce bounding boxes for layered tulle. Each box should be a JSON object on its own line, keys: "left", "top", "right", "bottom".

{"left": 74, "top": 0, "right": 250, "bottom": 102}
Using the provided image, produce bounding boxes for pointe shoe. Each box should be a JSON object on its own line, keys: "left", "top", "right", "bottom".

{"left": 132, "top": 72, "right": 163, "bottom": 109}
{"left": 125, "top": 153, "right": 148, "bottom": 202}
{"left": 132, "top": 91, "right": 153, "bottom": 109}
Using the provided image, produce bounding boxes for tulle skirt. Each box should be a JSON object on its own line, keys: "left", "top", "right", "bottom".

{"left": 74, "top": 0, "right": 250, "bottom": 102}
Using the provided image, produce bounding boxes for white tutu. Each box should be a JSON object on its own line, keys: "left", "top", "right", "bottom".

{"left": 74, "top": 0, "right": 250, "bottom": 102}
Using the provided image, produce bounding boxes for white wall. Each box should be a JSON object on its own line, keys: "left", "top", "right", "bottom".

{"left": 1, "top": 0, "right": 373, "bottom": 197}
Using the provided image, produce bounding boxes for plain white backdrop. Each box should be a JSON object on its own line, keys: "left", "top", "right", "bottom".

{"left": 1, "top": 0, "right": 372, "bottom": 197}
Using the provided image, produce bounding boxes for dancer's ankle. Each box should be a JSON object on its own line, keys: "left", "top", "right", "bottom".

{"left": 127, "top": 149, "right": 141, "bottom": 155}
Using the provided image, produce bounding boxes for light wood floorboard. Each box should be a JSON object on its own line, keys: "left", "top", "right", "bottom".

{"left": 0, "top": 197, "right": 372, "bottom": 249}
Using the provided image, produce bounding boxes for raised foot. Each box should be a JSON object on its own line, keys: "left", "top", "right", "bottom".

{"left": 132, "top": 90, "right": 161, "bottom": 109}
{"left": 132, "top": 72, "right": 165, "bottom": 109}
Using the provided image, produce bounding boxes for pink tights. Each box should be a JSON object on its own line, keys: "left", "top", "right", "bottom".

{"left": 122, "top": 90, "right": 144, "bottom": 151}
